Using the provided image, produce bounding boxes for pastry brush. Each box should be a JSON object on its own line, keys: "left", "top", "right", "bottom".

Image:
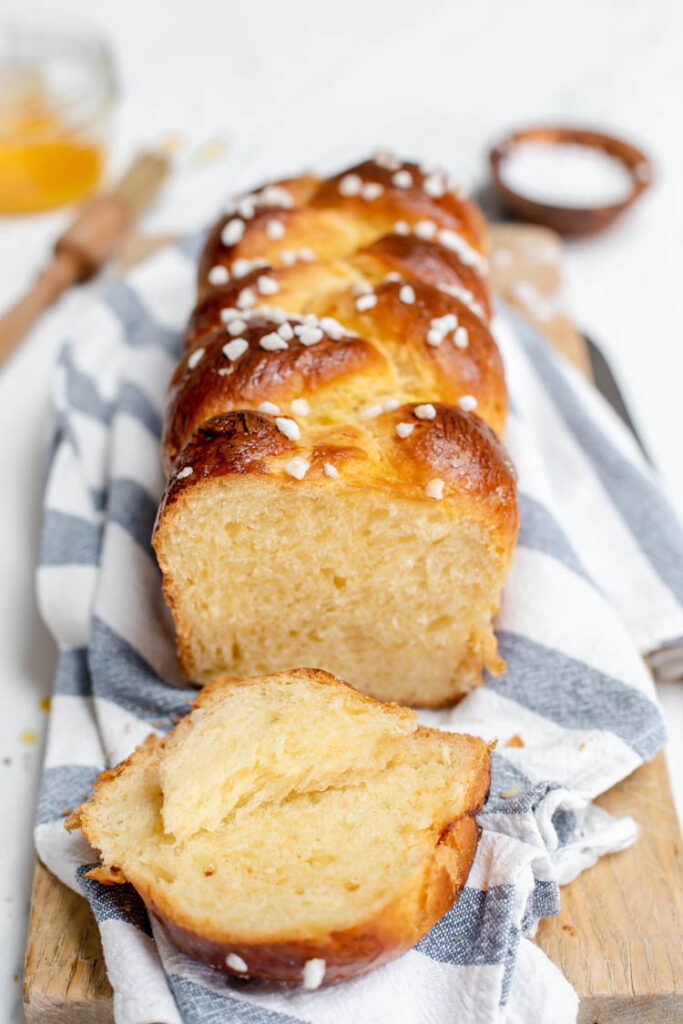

{"left": 0, "top": 150, "right": 169, "bottom": 367}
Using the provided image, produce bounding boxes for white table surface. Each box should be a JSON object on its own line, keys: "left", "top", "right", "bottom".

{"left": 2, "top": 1, "right": 682, "bottom": 1020}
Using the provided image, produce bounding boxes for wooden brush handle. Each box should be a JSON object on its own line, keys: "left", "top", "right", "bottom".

{"left": 0, "top": 194, "right": 129, "bottom": 367}
{"left": 55, "top": 194, "right": 130, "bottom": 282}
{"left": 0, "top": 249, "right": 81, "bottom": 365}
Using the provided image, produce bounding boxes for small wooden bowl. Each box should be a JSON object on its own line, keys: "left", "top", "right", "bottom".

{"left": 489, "top": 126, "right": 652, "bottom": 238}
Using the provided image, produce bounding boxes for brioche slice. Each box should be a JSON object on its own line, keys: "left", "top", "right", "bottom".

{"left": 69, "top": 669, "right": 490, "bottom": 985}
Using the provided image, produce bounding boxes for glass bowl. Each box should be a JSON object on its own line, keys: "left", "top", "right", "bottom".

{"left": 0, "top": 18, "right": 117, "bottom": 213}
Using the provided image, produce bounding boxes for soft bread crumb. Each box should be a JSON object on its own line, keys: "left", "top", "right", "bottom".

{"left": 155, "top": 478, "right": 505, "bottom": 705}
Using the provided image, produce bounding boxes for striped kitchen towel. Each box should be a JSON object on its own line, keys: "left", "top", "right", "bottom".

{"left": 34, "top": 233, "right": 683, "bottom": 1024}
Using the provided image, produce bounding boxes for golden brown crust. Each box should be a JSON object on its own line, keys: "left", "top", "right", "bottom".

{"left": 86, "top": 864, "right": 127, "bottom": 885}
{"left": 352, "top": 232, "right": 491, "bottom": 322}
{"left": 174, "top": 155, "right": 509, "bottom": 474}
{"left": 165, "top": 315, "right": 388, "bottom": 471}
{"left": 266, "top": 173, "right": 322, "bottom": 207}
{"left": 317, "top": 280, "right": 506, "bottom": 433}
{"left": 156, "top": 401, "right": 518, "bottom": 549}
{"left": 155, "top": 411, "right": 292, "bottom": 523}
{"left": 196, "top": 159, "right": 485, "bottom": 302}
{"left": 178, "top": 272, "right": 505, "bottom": 455}
{"left": 311, "top": 159, "right": 487, "bottom": 251}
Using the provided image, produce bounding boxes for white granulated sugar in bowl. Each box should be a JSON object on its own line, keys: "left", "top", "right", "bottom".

{"left": 500, "top": 142, "right": 634, "bottom": 208}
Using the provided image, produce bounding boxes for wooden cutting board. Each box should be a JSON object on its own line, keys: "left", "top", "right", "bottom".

{"left": 23, "top": 224, "right": 683, "bottom": 1024}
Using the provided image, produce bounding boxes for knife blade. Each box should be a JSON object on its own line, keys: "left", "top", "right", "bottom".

{"left": 582, "top": 331, "right": 652, "bottom": 464}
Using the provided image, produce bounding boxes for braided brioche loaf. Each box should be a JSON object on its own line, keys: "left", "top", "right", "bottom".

{"left": 153, "top": 154, "right": 518, "bottom": 706}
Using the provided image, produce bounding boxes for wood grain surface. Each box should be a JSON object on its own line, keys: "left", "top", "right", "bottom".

{"left": 487, "top": 222, "right": 593, "bottom": 378}
{"left": 24, "top": 860, "right": 113, "bottom": 1024}
{"left": 537, "top": 751, "right": 683, "bottom": 1024}
{"left": 23, "top": 223, "right": 683, "bottom": 1023}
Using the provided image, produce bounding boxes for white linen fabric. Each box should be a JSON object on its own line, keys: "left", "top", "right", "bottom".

{"left": 34, "top": 229, "right": 683, "bottom": 1023}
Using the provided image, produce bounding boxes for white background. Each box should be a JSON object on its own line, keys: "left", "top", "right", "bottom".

{"left": 1, "top": 1, "right": 682, "bottom": 1020}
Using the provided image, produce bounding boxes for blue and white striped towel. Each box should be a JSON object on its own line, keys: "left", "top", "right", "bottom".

{"left": 34, "top": 232, "right": 683, "bottom": 1024}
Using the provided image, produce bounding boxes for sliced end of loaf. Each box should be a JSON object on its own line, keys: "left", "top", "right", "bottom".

{"left": 154, "top": 450, "right": 514, "bottom": 705}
